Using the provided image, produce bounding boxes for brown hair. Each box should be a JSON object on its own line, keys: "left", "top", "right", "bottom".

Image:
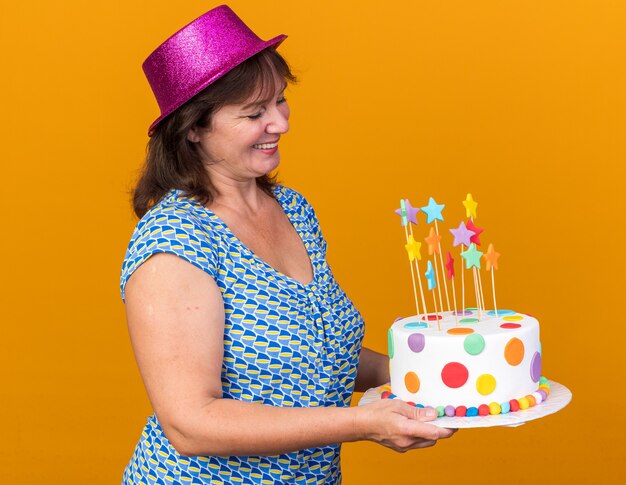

{"left": 132, "top": 48, "right": 296, "bottom": 218}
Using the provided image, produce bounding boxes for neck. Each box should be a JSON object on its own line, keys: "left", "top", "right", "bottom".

{"left": 208, "top": 170, "right": 271, "bottom": 216}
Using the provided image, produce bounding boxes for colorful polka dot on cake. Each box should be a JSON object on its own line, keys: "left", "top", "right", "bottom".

{"left": 454, "top": 310, "right": 474, "bottom": 316}
{"left": 487, "top": 309, "right": 516, "bottom": 316}
{"left": 459, "top": 318, "right": 479, "bottom": 324}
{"left": 441, "top": 362, "right": 469, "bottom": 388}
{"left": 504, "top": 337, "right": 524, "bottom": 366}
{"left": 407, "top": 333, "right": 425, "bottom": 353}
{"left": 404, "top": 371, "right": 420, "bottom": 393}
{"left": 530, "top": 352, "right": 542, "bottom": 382}
{"left": 476, "top": 374, "right": 496, "bottom": 395}
{"left": 447, "top": 327, "right": 474, "bottom": 335}
{"left": 421, "top": 314, "right": 442, "bottom": 321}
{"left": 463, "top": 333, "right": 485, "bottom": 355}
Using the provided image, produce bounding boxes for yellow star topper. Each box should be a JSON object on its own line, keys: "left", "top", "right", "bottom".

{"left": 462, "top": 193, "right": 478, "bottom": 219}
{"left": 405, "top": 235, "right": 422, "bottom": 262}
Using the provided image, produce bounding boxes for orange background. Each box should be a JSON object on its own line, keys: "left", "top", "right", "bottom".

{"left": 2, "top": 0, "right": 625, "bottom": 483}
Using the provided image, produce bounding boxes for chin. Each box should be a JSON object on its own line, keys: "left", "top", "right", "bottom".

{"left": 260, "top": 158, "right": 281, "bottom": 175}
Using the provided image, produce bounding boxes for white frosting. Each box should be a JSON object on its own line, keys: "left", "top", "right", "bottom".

{"left": 389, "top": 311, "right": 541, "bottom": 408}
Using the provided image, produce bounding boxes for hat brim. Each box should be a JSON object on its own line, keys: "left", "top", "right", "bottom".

{"left": 147, "top": 34, "right": 287, "bottom": 136}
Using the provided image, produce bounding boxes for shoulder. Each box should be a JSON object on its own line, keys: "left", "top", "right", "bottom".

{"left": 274, "top": 185, "right": 325, "bottom": 248}
{"left": 136, "top": 190, "right": 215, "bottom": 235}
{"left": 130, "top": 191, "right": 228, "bottom": 253}
{"left": 121, "top": 190, "right": 221, "bottom": 299}
{"left": 273, "top": 184, "right": 316, "bottom": 219}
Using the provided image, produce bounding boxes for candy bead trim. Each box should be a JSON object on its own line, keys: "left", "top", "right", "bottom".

{"left": 380, "top": 377, "right": 551, "bottom": 418}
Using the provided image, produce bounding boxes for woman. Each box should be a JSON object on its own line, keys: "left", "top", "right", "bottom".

{"left": 121, "top": 6, "right": 455, "bottom": 484}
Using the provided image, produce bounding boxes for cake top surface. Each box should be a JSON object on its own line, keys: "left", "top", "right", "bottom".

{"left": 392, "top": 309, "right": 538, "bottom": 337}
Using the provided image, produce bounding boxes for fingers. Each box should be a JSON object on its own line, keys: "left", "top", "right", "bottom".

{"left": 359, "top": 399, "right": 458, "bottom": 452}
{"left": 406, "top": 439, "right": 437, "bottom": 451}
{"left": 393, "top": 429, "right": 458, "bottom": 453}
{"left": 403, "top": 420, "right": 442, "bottom": 441}
{"left": 438, "top": 427, "right": 458, "bottom": 439}
{"left": 392, "top": 401, "right": 438, "bottom": 422}
{"left": 393, "top": 439, "right": 438, "bottom": 453}
{"left": 398, "top": 403, "right": 459, "bottom": 438}
{"left": 410, "top": 405, "right": 438, "bottom": 422}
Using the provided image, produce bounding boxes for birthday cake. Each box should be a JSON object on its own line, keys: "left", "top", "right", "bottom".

{"left": 386, "top": 310, "right": 550, "bottom": 417}
{"left": 384, "top": 195, "right": 550, "bottom": 418}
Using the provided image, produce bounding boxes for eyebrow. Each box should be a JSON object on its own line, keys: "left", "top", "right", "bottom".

{"left": 241, "top": 82, "right": 287, "bottom": 110}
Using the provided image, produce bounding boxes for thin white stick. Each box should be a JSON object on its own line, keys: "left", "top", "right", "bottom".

{"left": 477, "top": 267, "right": 486, "bottom": 314}
{"left": 491, "top": 269, "right": 498, "bottom": 317}
{"left": 434, "top": 220, "right": 451, "bottom": 311}
{"left": 472, "top": 267, "right": 481, "bottom": 320}
{"left": 431, "top": 286, "right": 440, "bottom": 331}
{"left": 451, "top": 276, "right": 459, "bottom": 325}
{"left": 414, "top": 259, "right": 428, "bottom": 321}
{"left": 432, "top": 256, "right": 444, "bottom": 320}
{"left": 461, "top": 244, "right": 466, "bottom": 312}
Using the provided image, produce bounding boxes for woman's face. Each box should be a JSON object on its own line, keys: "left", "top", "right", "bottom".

{"left": 189, "top": 78, "right": 290, "bottom": 182}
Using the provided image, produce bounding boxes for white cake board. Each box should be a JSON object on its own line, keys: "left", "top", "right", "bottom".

{"left": 357, "top": 380, "right": 572, "bottom": 429}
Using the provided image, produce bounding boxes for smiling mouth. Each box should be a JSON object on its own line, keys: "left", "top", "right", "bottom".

{"left": 253, "top": 142, "right": 278, "bottom": 149}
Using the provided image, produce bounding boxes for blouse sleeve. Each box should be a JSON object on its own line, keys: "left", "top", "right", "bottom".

{"left": 120, "top": 204, "right": 219, "bottom": 301}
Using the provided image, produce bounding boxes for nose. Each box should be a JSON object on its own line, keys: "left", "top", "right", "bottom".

{"left": 266, "top": 104, "right": 290, "bottom": 135}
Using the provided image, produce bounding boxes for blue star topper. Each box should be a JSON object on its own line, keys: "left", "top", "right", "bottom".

{"left": 425, "top": 260, "right": 436, "bottom": 290}
{"left": 421, "top": 197, "right": 445, "bottom": 224}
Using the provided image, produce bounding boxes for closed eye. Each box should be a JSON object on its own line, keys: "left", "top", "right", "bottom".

{"left": 244, "top": 94, "right": 287, "bottom": 119}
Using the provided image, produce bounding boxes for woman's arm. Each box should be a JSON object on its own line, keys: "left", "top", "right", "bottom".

{"left": 125, "top": 253, "right": 454, "bottom": 457}
{"left": 354, "top": 347, "right": 390, "bottom": 392}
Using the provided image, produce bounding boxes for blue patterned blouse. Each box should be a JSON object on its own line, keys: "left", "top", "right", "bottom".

{"left": 120, "top": 185, "right": 365, "bottom": 484}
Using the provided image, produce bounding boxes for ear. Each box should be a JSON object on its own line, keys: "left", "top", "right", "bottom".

{"left": 187, "top": 127, "right": 201, "bottom": 143}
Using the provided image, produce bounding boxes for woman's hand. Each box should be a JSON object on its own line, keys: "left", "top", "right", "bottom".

{"left": 353, "top": 398, "right": 457, "bottom": 452}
